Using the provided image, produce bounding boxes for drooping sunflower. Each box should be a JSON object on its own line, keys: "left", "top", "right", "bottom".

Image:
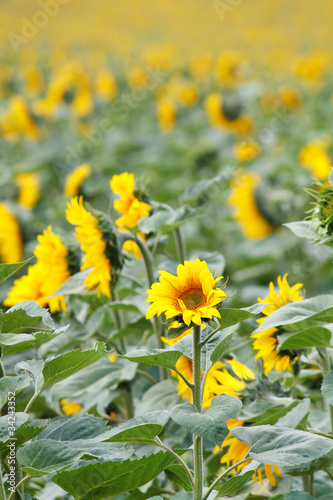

{"left": 204, "top": 94, "right": 252, "bottom": 135}
{"left": 66, "top": 196, "right": 112, "bottom": 297}
{"left": 298, "top": 140, "right": 331, "bottom": 180}
{"left": 146, "top": 259, "right": 226, "bottom": 326}
{"left": 110, "top": 172, "right": 152, "bottom": 259}
{"left": 251, "top": 274, "right": 303, "bottom": 375}
{"left": 215, "top": 418, "right": 283, "bottom": 487}
{"left": 15, "top": 172, "right": 41, "bottom": 209}
{"left": 0, "top": 203, "right": 23, "bottom": 263}
{"left": 64, "top": 164, "right": 92, "bottom": 197}
{"left": 0, "top": 96, "right": 40, "bottom": 140}
{"left": 4, "top": 226, "right": 70, "bottom": 312}
{"left": 228, "top": 171, "right": 274, "bottom": 239}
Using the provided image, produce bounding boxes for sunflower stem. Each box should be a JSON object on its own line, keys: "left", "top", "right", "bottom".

{"left": 203, "top": 457, "right": 250, "bottom": 500}
{"left": 0, "top": 349, "right": 6, "bottom": 500}
{"left": 192, "top": 324, "right": 203, "bottom": 500}
{"left": 174, "top": 227, "right": 186, "bottom": 263}
{"left": 134, "top": 235, "right": 168, "bottom": 381}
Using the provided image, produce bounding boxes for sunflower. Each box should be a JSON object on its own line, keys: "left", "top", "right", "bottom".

{"left": 0, "top": 96, "right": 40, "bottom": 140}
{"left": 110, "top": 172, "right": 152, "bottom": 259}
{"left": 15, "top": 172, "right": 40, "bottom": 209}
{"left": 204, "top": 94, "right": 252, "bottom": 134}
{"left": 60, "top": 399, "right": 83, "bottom": 415}
{"left": 251, "top": 274, "right": 303, "bottom": 375}
{"left": 233, "top": 140, "right": 260, "bottom": 162}
{"left": 157, "top": 98, "right": 177, "bottom": 131}
{"left": 0, "top": 203, "right": 23, "bottom": 264}
{"left": 4, "top": 226, "right": 70, "bottom": 312}
{"left": 215, "top": 418, "right": 283, "bottom": 487}
{"left": 228, "top": 171, "right": 274, "bottom": 239}
{"left": 215, "top": 50, "right": 246, "bottom": 86}
{"left": 146, "top": 259, "right": 226, "bottom": 326}
{"left": 64, "top": 164, "right": 92, "bottom": 197}
{"left": 298, "top": 141, "right": 331, "bottom": 180}
{"left": 95, "top": 69, "right": 117, "bottom": 100}
{"left": 66, "top": 196, "right": 112, "bottom": 297}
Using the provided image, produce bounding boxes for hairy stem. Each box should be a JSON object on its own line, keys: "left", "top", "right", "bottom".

{"left": 192, "top": 324, "right": 203, "bottom": 500}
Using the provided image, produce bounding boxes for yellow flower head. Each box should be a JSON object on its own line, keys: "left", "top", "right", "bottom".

{"left": 216, "top": 50, "right": 246, "bottom": 86}
{"left": 233, "top": 140, "right": 260, "bottom": 162}
{"left": 64, "top": 164, "right": 92, "bottom": 197}
{"left": 4, "top": 226, "right": 70, "bottom": 313}
{"left": 204, "top": 94, "right": 252, "bottom": 134}
{"left": 146, "top": 258, "right": 226, "bottom": 326}
{"left": 95, "top": 70, "right": 117, "bottom": 100}
{"left": 298, "top": 141, "right": 331, "bottom": 180}
{"left": 216, "top": 418, "right": 282, "bottom": 486}
{"left": 228, "top": 171, "right": 274, "bottom": 239}
{"left": 0, "top": 203, "right": 23, "bottom": 263}
{"left": 110, "top": 173, "right": 152, "bottom": 259}
{"left": 66, "top": 196, "right": 112, "bottom": 297}
{"left": 278, "top": 84, "right": 302, "bottom": 109}
{"left": 61, "top": 399, "right": 83, "bottom": 415}
{"left": 174, "top": 356, "right": 253, "bottom": 410}
{"left": 0, "top": 96, "right": 40, "bottom": 141}
{"left": 251, "top": 274, "right": 303, "bottom": 375}
{"left": 15, "top": 172, "right": 40, "bottom": 209}
{"left": 157, "top": 98, "right": 177, "bottom": 131}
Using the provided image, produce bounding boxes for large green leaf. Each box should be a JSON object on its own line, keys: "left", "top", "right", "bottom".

{"left": 111, "top": 317, "right": 153, "bottom": 340}
{"left": 0, "top": 300, "right": 55, "bottom": 333}
{"left": 0, "top": 257, "right": 33, "bottom": 284}
{"left": 165, "top": 464, "right": 193, "bottom": 491}
{"left": 254, "top": 295, "right": 333, "bottom": 333}
{"left": 272, "top": 492, "right": 315, "bottom": 500}
{"left": 48, "top": 269, "right": 91, "bottom": 297}
{"left": 179, "top": 175, "right": 222, "bottom": 206}
{"left": 138, "top": 206, "right": 202, "bottom": 234}
{"left": 121, "top": 349, "right": 183, "bottom": 371}
{"left": 231, "top": 425, "right": 333, "bottom": 466}
{"left": 217, "top": 469, "right": 256, "bottom": 497}
{"left": 0, "top": 374, "right": 31, "bottom": 409}
{"left": 0, "top": 418, "right": 48, "bottom": 456}
{"left": 52, "top": 451, "right": 176, "bottom": 499}
{"left": 278, "top": 326, "right": 332, "bottom": 350}
{"left": 98, "top": 410, "right": 169, "bottom": 444}
{"left": 321, "top": 370, "right": 333, "bottom": 405}
{"left": 0, "top": 328, "right": 66, "bottom": 356}
{"left": 218, "top": 303, "right": 268, "bottom": 329}
{"left": 36, "top": 414, "right": 108, "bottom": 442}
{"left": 240, "top": 401, "right": 299, "bottom": 425}
{"left": 137, "top": 379, "right": 182, "bottom": 415}
{"left": 170, "top": 395, "right": 241, "bottom": 446}
{"left": 284, "top": 221, "right": 316, "bottom": 241}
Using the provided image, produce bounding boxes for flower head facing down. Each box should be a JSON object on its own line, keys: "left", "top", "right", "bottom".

{"left": 64, "top": 164, "right": 92, "bottom": 197}
{"left": 0, "top": 203, "right": 23, "bottom": 263}
{"left": 146, "top": 259, "right": 226, "bottom": 326}
{"left": 15, "top": 172, "right": 41, "bottom": 210}
{"left": 251, "top": 274, "right": 303, "bottom": 375}
{"left": 66, "top": 196, "right": 112, "bottom": 297}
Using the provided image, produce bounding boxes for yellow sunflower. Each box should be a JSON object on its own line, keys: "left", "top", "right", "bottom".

{"left": 4, "top": 226, "right": 70, "bottom": 312}
{"left": 0, "top": 203, "right": 23, "bottom": 263}
{"left": 298, "top": 141, "right": 331, "bottom": 180}
{"left": 110, "top": 172, "right": 152, "bottom": 259}
{"left": 174, "top": 355, "right": 254, "bottom": 410}
{"left": 60, "top": 399, "right": 83, "bottom": 415}
{"left": 215, "top": 418, "right": 283, "bottom": 487}
{"left": 157, "top": 98, "right": 177, "bottom": 131}
{"left": 146, "top": 259, "right": 226, "bottom": 326}
{"left": 64, "top": 164, "right": 92, "bottom": 197}
{"left": 95, "top": 70, "right": 117, "bottom": 100}
{"left": 251, "top": 274, "right": 303, "bottom": 375}
{"left": 0, "top": 96, "right": 40, "bottom": 141}
{"left": 66, "top": 196, "right": 112, "bottom": 297}
{"left": 233, "top": 140, "right": 260, "bottom": 162}
{"left": 204, "top": 94, "right": 252, "bottom": 135}
{"left": 15, "top": 172, "right": 41, "bottom": 209}
{"left": 228, "top": 171, "right": 274, "bottom": 239}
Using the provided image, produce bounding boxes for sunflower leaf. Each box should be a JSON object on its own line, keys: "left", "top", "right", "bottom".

{"left": 120, "top": 348, "right": 183, "bottom": 371}
{"left": 321, "top": 370, "right": 333, "bottom": 405}
{"left": 0, "top": 300, "right": 55, "bottom": 333}
{"left": 217, "top": 303, "right": 268, "bottom": 329}
{"left": 170, "top": 394, "right": 242, "bottom": 446}
{"left": 277, "top": 326, "right": 332, "bottom": 350}
{"left": 167, "top": 323, "right": 191, "bottom": 339}
{"left": 0, "top": 257, "right": 34, "bottom": 284}
{"left": 138, "top": 206, "right": 202, "bottom": 234}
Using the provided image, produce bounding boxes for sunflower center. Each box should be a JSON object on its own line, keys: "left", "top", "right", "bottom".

{"left": 179, "top": 288, "right": 206, "bottom": 309}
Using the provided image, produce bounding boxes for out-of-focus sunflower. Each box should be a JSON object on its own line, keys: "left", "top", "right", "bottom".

{"left": 95, "top": 69, "right": 117, "bottom": 100}
{"left": 233, "top": 139, "right": 260, "bottom": 162}
{"left": 0, "top": 96, "right": 40, "bottom": 140}
{"left": 204, "top": 94, "right": 252, "bottom": 134}
{"left": 215, "top": 50, "right": 247, "bottom": 86}
{"left": 66, "top": 196, "right": 112, "bottom": 297}
{"left": 251, "top": 274, "right": 303, "bottom": 375}
{"left": 60, "top": 399, "right": 83, "bottom": 415}
{"left": 64, "top": 164, "right": 92, "bottom": 197}
{"left": 4, "top": 226, "right": 70, "bottom": 312}
{"left": 214, "top": 418, "right": 283, "bottom": 487}
{"left": 228, "top": 171, "right": 274, "bottom": 239}
{"left": 298, "top": 141, "right": 331, "bottom": 180}
{"left": 15, "top": 172, "right": 40, "bottom": 209}
{"left": 146, "top": 259, "right": 226, "bottom": 326}
{"left": 157, "top": 98, "right": 177, "bottom": 131}
{"left": 0, "top": 203, "right": 23, "bottom": 263}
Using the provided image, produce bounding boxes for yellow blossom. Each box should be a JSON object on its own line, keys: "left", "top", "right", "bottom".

{"left": 0, "top": 203, "right": 23, "bottom": 263}
{"left": 15, "top": 172, "right": 40, "bottom": 209}
{"left": 298, "top": 141, "right": 331, "bottom": 180}
{"left": 64, "top": 164, "right": 92, "bottom": 197}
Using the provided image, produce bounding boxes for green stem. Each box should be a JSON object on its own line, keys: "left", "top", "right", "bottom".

{"left": 174, "top": 228, "right": 186, "bottom": 263}
{"left": 203, "top": 457, "right": 250, "bottom": 500}
{"left": 317, "top": 347, "right": 333, "bottom": 432}
{"left": 8, "top": 475, "right": 30, "bottom": 500}
{"left": 13, "top": 461, "right": 23, "bottom": 500}
{"left": 155, "top": 437, "right": 194, "bottom": 488}
{"left": 0, "top": 350, "right": 6, "bottom": 500}
{"left": 192, "top": 324, "right": 203, "bottom": 500}
{"left": 134, "top": 235, "right": 168, "bottom": 380}
{"left": 122, "top": 386, "right": 134, "bottom": 419}
{"left": 110, "top": 288, "right": 126, "bottom": 354}
{"left": 199, "top": 324, "right": 223, "bottom": 348}
{"left": 136, "top": 369, "right": 157, "bottom": 385}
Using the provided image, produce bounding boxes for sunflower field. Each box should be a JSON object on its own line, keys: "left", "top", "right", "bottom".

{"left": 1, "top": 1, "right": 333, "bottom": 499}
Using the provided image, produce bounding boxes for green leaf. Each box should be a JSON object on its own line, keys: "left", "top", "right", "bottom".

{"left": 0, "top": 328, "right": 67, "bottom": 356}
{"left": 179, "top": 176, "right": 222, "bottom": 206}
{"left": 138, "top": 206, "right": 202, "bottom": 234}
{"left": 108, "top": 301, "right": 141, "bottom": 313}
{"left": 254, "top": 295, "right": 333, "bottom": 333}
{"left": 99, "top": 411, "right": 169, "bottom": 444}
{"left": 36, "top": 414, "right": 108, "bottom": 442}
{"left": 137, "top": 379, "right": 182, "bottom": 415}
{"left": 17, "top": 440, "right": 84, "bottom": 476}
{"left": 48, "top": 269, "right": 91, "bottom": 297}
{"left": 170, "top": 395, "right": 242, "bottom": 446}
{"left": 167, "top": 323, "right": 191, "bottom": 340}
{"left": 278, "top": 326, "right": 332, "bottom": 350}
{"left": 321, "top": 370, "right": 333, "bottom": 405}
{"left": 0, "top": 300, "right": 55, "bottom": 333}
{"left": 0, "top": 374, "right": 31, "bottom": 409}
{"left": 165, "top": 464, "right": 193, "bottom": 491}
{"left": 52, "top": 451, "right": 176, "bottom": 499}
{"left": 276, "top": 399, "right": 310, "bottom": 429}
{"left": 0, "top": 418, "right": 48, "bottom": 456}
{"left": 121, "top": 349, "right": 183, "bottom": 371}
{"left": 209, "top": 331, "right": 234, "bottom": 365}
{"left": 276, "top": 493, "right": 315, "bottom": 500}
{"left": 231, "top": 425, "right": 333, "bottom": 466}
{"left": 110, "top": 317, "right": 152, "bottom": 340}
{"left": 0, "top": 257, "right": 34, "bottom": 284}
{"left": 217, "top": 469, "right": 255, "bottom": 497}
{"left": 240, "top": 401, "right": 299, "bottom": 425}
{"left": 284, "top": 221, "right": 316, "bottom": 240}
{"left": 218, "top": 303, "right": 268, "bottom": 329}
